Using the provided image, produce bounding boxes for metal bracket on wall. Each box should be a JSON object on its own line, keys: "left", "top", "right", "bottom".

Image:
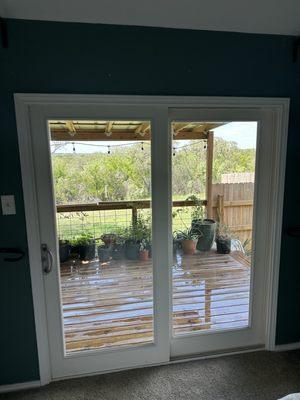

{"left": 0, "top": 16, "right": 8, "bottom": 49}
{"left": 293, "top": 37, "right": 300, "bottom": 63}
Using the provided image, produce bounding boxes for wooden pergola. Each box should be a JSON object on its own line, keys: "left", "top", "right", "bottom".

{"left": 49, "top": 120, "right": 225, "bottom": 218}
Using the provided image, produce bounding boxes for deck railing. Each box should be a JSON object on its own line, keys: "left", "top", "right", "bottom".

{"left": 56, "top": 195, "right": 253, "bottom": 244}
{"left": 57, "top": 199, "right": 207, "bottom": 224}
{"left": 56, "top": 199, "right": 207, "bottom": 240}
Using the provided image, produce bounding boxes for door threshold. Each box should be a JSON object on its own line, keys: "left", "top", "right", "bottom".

{"left": 52, "top": 345, "right": 265, "bottom": 383}
{"left": 170, "top": 344, "right": 265, "bottom": 364}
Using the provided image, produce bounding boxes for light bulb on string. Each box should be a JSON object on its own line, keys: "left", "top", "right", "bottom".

{"left": 204, "top": 140, "right": 207, "bottom": 150}
{"left": 141, "top": 141, "right": 144, "bottom": 151}
{"left": 107, "top": 145, "right": 111, "bottom": 155}
{"left": 173, "top": 146, "right": 176, "bottom": 156}
{"left": 72, "top": 142, "right": 76, "bottom": 153}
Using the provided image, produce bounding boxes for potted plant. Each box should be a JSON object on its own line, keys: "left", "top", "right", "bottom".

{"left": 125, "top": 237, "right": 140, "bottom": 260}
{"left": 187, "top": 195, "right": 216, "bottom": 252}
{"left": 70, "top": 234, "right": 96, "bottom": 260}
{"left": 174, "top": 228, "right": 198, "bottom": 255}
{"left": 125, "top": 216, "right": 151, "bottom": 260}
{"left": 111, "top": 235, "right": 126, "bottom": 260}
{"left": 59, "top": 239, "right": 70, "bottom": 263}
{"left": 215, "top": 224, "right": 232, "bottom": 254}
{"left": 139, "top": 239, "right": 149, "bottom": 261}
{"left": 98, "top": 244, "right": 112, "bottom": 262}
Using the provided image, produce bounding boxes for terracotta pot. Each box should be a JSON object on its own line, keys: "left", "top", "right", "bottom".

{"left": 139, "top": 250, "right": 149, "bottom": 261}
{"left": 182, "top": 239, "right": 196, "bottom": 255}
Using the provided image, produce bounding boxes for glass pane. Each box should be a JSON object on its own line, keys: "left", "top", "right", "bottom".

{"left": 49, "top": 120, "right": 153, "bottom": 354}
{"left": 171, "top": 121, "right": 257, "bottom": 336}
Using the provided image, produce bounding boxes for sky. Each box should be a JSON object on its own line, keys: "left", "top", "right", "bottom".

{"left": 214, "top": 121, "right": 257, "bottom": 149}
{"left": 51, "top": 121, "right": 257, "bottom": 154}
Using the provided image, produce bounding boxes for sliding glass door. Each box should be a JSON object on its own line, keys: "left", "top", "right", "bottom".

{"left": 50, "top": 119, "right": 158, "bottom": 354}
{"left": 28, "top": 104, "right": 170, "bottom": 378}
{"left": 18, "top": 97, "right": 278, "bottom": 380}
{"left": 169, "top": 108, "right": 268, "bottom": 357}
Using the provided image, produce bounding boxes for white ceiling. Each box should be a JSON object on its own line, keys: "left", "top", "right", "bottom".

{"left": 1, "top": 0, "right": 299, "bottom": 36}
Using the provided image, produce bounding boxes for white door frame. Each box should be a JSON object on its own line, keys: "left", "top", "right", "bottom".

{"left": 14, "top": 94, "right": 289, "bottom": 385}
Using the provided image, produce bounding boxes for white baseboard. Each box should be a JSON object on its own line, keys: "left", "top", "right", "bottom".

{"left": 0, "top": 380, "right": 41, "bottom": 394}
{"left": 274, "top": 342, "right": 300, "bottom": 352}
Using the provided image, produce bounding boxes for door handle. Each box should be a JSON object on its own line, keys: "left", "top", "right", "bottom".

{"left": 41, "top": 243, "right": 53, "bottom": 274}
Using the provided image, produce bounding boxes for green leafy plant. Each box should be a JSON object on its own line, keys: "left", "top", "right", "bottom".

{"left": 139, "top": 239, "right": 148, "bottom": 251}
{"left": 185, "top": 195, "right": 206, "bottom": 221}
{"left": 70, "top": 233, "right": 95, "bottom": 247}
{"left": 216, "top": 223, "right": 231, "bottom": 240}
{"left": 172, "top": 195, "right": 206, "bottom": 233}
{"left": 173, "top": 228, "right": 199, "bottom": 241}
{"left": 124, "top": 216, "right": 151, "bottom": 243}
{"left": 59, "top": 238, "right": 69, "bottom": 245}
{"left": 241, "top": 238, "right": 252, "bottom": 257}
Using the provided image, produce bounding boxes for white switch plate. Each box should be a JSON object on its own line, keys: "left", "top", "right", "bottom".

{"left": 1, "top": 195, "right": 16, "bottom": 215}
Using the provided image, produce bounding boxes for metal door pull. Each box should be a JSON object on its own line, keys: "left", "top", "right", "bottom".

{"left": 41, "top": 243, "right": 53, "bottom": 273}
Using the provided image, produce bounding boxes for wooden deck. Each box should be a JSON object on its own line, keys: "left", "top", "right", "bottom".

{"left": 60, "top": 251, "right": 251, "bottom": 353}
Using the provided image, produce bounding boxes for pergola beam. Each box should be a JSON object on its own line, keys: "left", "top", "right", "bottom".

{"left": 49, "top": 121, "right": 223, "bottom": 141}
{"left": 105, "top": 121, "right": 113, "bottom": 135}
{"left": 135, "top": 122, "right": 150, "bottom": 136}
{"left": 65, "top": 121, "right": 76, "bottom": 133}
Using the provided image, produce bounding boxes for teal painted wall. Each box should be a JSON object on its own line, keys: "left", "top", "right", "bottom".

{"left": 1, "top": 19, "right": 299, "bottom": 385}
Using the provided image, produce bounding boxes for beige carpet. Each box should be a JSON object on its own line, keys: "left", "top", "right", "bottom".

{"left": 1, "top": 350, "right": 300, "bottom": 400}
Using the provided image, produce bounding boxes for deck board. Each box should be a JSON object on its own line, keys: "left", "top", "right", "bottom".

{"left": 60, "top": 251, "right": 251, "bottom": 353}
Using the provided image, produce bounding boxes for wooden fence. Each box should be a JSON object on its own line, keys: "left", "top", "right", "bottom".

{"left": 212, "top": 182, "right": 254, "bottom": 244}
{"left": 221, "top": 172, "right": 255, "bottom": 184}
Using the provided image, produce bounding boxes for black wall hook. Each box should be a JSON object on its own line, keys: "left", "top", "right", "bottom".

{"left": 0, "top": 248, "right": 25, "bottom": 262}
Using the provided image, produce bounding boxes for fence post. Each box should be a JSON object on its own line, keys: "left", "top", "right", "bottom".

{"left": 206, "top": 131, "right": 214, "bottom": 219}
{"left": 217, "top": 194, "right": 224, "bottom": 224}
{"left": 132, "top": 206, "right": 138, "bottom": 228}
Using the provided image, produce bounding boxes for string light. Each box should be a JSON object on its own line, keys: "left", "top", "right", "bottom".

{"left": 55, "top": 141, "right": 151, "bottom": 149}
{"left": 51, "top": 139, "right": 207, "bottom": 153}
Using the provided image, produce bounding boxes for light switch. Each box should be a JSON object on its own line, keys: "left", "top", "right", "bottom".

{"left": 1, "top": 195, "right": 16, "bottom": 215}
